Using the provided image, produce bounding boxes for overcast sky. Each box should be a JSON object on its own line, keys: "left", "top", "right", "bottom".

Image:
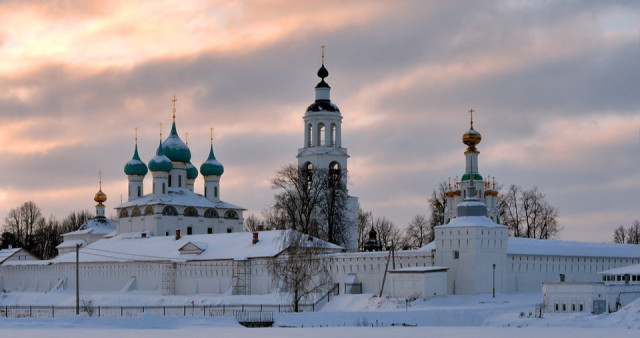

{"left": 0, "top": 0, "right": 638, "bottom": 242}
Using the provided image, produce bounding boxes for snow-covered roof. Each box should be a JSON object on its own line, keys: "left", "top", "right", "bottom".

{"left": 417, "top": 241, "right": 436, "bottom": 252}
{"left": 49, "top": 230, "right": 343, "bottom": 264}
{"left": 0, "top": 248, "right": 21, "bottom": 263}
{"left": 599, "top": 263, "right": 640, "bottom": 275}
{"left": 63, "top": 217, "right": 116, "bottom": 236}
{"left": 116, "top": 187, "right": 244, "bottom": 210}
{"left": 507, "top": 237, "right": 640, "bottom": 258}
{"left": 55, "top": 239, "right": 86, "bottom": 249}
{"left": 437, "top": 216, "right": 506, "bottom": 229}
{"left": 389, "top": 266, "right": 448, "bottom": 273}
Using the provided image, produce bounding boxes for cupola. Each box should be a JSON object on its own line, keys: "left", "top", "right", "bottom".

{"left": 162, "top": 96, "right": 191, "bottom": 163}
{"left": 200, "top": 144, "right": 224, "bottom": 176}
{"left": 124, "top": 143, "right": 148, "bottom": 176}
{"left": 187, "top": 161, "right": 198, "bottom": 180}
{"left": 149, "top": 141, "right": 173, "bottom": 172}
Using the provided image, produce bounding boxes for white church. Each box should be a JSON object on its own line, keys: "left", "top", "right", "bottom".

{"left": 1, "top": 55, "right": 640, "bottom": 314}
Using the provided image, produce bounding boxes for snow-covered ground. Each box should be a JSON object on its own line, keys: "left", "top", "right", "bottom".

{"left": 1, "top": 291, "right": 639, "bottom": 337}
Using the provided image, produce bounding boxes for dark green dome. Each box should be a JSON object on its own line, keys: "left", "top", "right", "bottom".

{"left": 124, "top": 144, "right": 148, "bottom": 176}
{"left": 148, "top": 141, "right": 173, "bottom": 172}
{"left": 187, "top": 161, "right": 198, "bottom": 180}
{"left": 200, "top": 144, "right": 224, "bottom": 176}
{"left": 461, "top": 173, "right": 483, "bottom": 181}
{"left": 162, "top": 122, "right": 191, "bottom": 163}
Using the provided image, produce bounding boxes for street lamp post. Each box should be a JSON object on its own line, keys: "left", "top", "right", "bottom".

{"left": 492, "top": 263, "right": 496, "bottom": 298}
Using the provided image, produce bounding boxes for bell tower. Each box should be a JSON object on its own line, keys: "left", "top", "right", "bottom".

{"left": 296, "top": 47, "right": 358, "bottom": 251}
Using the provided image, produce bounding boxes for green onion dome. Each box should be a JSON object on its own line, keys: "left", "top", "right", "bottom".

{"left": 124, "top": 144, "right": 148, "bottom": 176}
{"left": 200, "top": 144, "right": 224, "bottom": 176}
{"left": 148, "top": 141, "right": 173, "bottom": 172}
{"left": 162, "top": 122, "right": 191, "bottom": 163}
{"left": 461, "top": 173, "right": 483, "bottom": 181}
{"left": 186, "top": 161, "right": 198, "bottom": 180}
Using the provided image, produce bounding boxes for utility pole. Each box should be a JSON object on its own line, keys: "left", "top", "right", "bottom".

{"left": 76, "top": 243, "right": 80, "bottom": 315}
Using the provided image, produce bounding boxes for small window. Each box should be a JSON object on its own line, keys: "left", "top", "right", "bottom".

{"left": 178, "top": 175, "right": 182, "bottom": 187}
{"left": 131, "top": 207, "right": 141, "bottom": 217}
{"left": 205, "top": 188, "right": 207, "bottom": 198}
{"left": 579, "top": 304, "right": 583, "bottom": 312}
{"left": 168, "top": 175, "right": 172, "bottom": 187}
{"left": 165, "top": 232, "right": 169, "bottom": 236}
{"left": 144, "top": 206, "right": 154, "bottom": 216}
{"left": 555, "top": 304, "right": 559, "bottom": 311}
{"left": 562, "top": 304, "right": 566, "bottom": 311}
{"left": 187, "top": 226, "right": 192, "bottom": 235}
{"left": 162, "top": 183, "right": 166, "bottom": 194}
{"left": 214, "top": 187, "right": 218, "bottom": 197}
{"left": 454, "top": 251, "right": 459, "bottom": 259}
{"left": 207, "top": 228, "right": 212, "bottom": 234}
{"left": 227, "top": 228, "right": 232, "bottom": 233}
{"left": 137, "top": 186, "right": 141, "bottom": 197}
{"left": 119, "top": 209, "right": 129, "bottom": 218}
{"left": 572, "top": 304, "right": 575, "bottom": 312}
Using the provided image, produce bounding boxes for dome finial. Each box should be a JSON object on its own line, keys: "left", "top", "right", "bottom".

{"left": 172, "top": 95, "right": 177, "bottom": 122}
{"left": 94, "top": 170, "right": 107, "bottom": 204}
{"left": 210, "top": 127, "right": 214, "bottom": 145}
{"left": 134, "top": 127, "right": 138, "bottom": 145}
{"left": 321, "top": 44, "right": 325, "bottom": 66}
{"left": 185, "top": 132, "right": 189, "bottom": 145}
{"left": 159, "top": 122, "right": 163, "bottom": 140}
{"left": 468, "top": 108, "right": 475, "bottom": 129}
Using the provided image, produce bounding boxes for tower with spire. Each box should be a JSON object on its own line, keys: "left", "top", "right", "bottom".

{"left": 443, "top": 111, "right": 500, "bottom": 224}
{"left": 434, "top": 112, "right": 507, "bottom": 295}
{"left": 296, "top": 47, "right": 359, "bottom": 251}
{"left": 115, "top": 96, "right": 244, "bottom": 236}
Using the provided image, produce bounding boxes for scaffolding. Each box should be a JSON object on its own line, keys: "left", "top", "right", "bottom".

{"left": 232, "top": 259, "right": 251, "bottom": 295}
{"left": 161, "top": 262, "right": 176, "bottom": 296}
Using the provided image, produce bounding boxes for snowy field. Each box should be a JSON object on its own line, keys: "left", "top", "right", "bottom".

{"left": 1, "top": 291, "right": 640, "bottom": 337}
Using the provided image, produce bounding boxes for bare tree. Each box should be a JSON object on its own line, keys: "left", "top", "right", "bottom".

{"left": 627, "top": 221, "right": 640, "bottom": 244}
{"left": 268, "top": 231, "right": 334, "bottom": 312}
{"left": 613, "top": 225, "right": 627, "bottom": 244}
{"left": 243, "top": 214, "right": 262, "bottom": 232}
{"left": 269, "top": 163, "right": 350, "bottom": 247}
{"left": 372, "top": 216, "right": 401, "bottom": 250}
{"left": 426, "top": 181, "right": 448, "bottom": 242}
{"left": 497, "top": 185, "right": 561, "bottom": 239}
{"left": 357, "top": 206, "right": 370, "bottom": 251}
{"left": 3, "top": 201, "right": 45, "bottom": 249}
{"left": 403, "top": 214, "right": 430, "bottom": 249}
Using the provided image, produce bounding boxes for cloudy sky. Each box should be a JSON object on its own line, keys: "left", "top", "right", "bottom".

{"left": 0, "top": 0, "right": 638, "bottom": 242}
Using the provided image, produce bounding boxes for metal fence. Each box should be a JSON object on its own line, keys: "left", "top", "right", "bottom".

{"left": 0, "top": 284, "right": 340, "bottom": 318}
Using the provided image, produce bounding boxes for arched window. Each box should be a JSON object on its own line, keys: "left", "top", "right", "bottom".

{"left": 330, "top": 124, "right": 336, "bottom": 146}
{"left": 144, "top": 206, "right": 154, "bottom": 216}
{"left": 329, "top": 161, "right": 341, "bottom": 186}
{"left": 224, "top": 210, "right": 238, "bottom": 219}
{"left": 119, "top": 209, "right": 129, "bottom": 218}
{"left": 303, "top": 162, "right": 313, "bottom": 184}
{"left": 307, "top": 123, "right": 313, "bottom": 147}
{"left": 317, "top": 123, "right": 325, "bottom": 146}
{"left": 131, "top": 207, "right": 141, "bottom": 217}
{"left": 184, "top": 207, "right": 198, "bottom": 217}
{"left": 162, "top": 206, "right": 178, "bottom": 216}
{"left": 204, "top": 209, "right": 219, "bottom": 218}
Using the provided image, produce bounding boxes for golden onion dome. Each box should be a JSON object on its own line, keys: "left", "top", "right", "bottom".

{"left": 462, "top": 127, "right": 482, "bottom": 148}
{"left": 94, "top": 190, "right": 107, "bottom": 204}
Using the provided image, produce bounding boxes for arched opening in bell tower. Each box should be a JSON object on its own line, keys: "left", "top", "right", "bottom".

{"left": 317, "top": 123, "right": 325, "bottom": 146}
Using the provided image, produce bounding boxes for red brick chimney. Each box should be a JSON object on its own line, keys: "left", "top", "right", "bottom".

{"left": 141, "top": 232, "right": 146, "bottom": 238}
{"left": 175, "top": 229, "right": 181, "bottom": 240}
{"left": 252, "top": 232, "right": 259, "bottom": 244}
{"left": 257, "top": 225, "right": 264, "bottom": 232}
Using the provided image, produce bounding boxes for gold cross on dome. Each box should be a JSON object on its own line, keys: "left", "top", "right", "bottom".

{"left": 185, "top": 132, "right": 189, "bottom": 145}
{"left": 99, "top": 170, "right": 103, "bottom": 190}
{"left": 159, "top": 122, "right": 163, "bottom": 139}
{"left": 210, "top": 127, "right": 214, "bottom": 144}
{"left": 172, "top": 95, "right": 177, "bottom": 121}
{"left": 468, "top": 108, "right": 475, "bottom": 128}
{"left": 134, "top": 127, "right": 138, "bottom": 144}
{"left": 321, "top": 45, "right": 325, "bottom": 65}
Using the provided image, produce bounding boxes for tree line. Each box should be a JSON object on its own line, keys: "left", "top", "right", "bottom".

{"left": 1, "top": 201, "right": 92, "bottom": 259}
